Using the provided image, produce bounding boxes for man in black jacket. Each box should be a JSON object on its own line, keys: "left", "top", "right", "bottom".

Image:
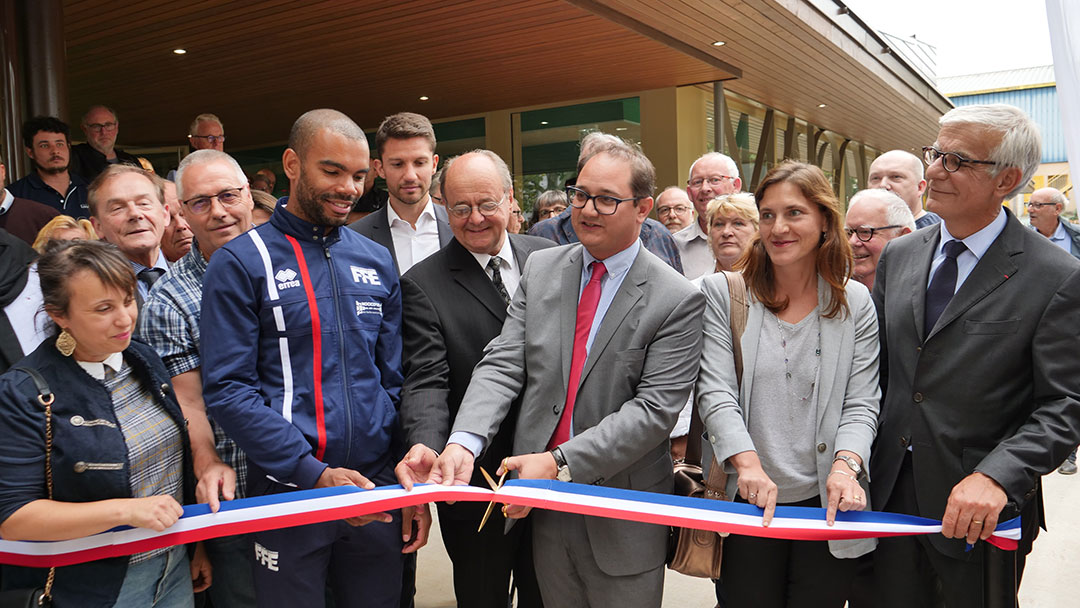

{"left": 70, "top": 105, "right": 140, "bottom": 181}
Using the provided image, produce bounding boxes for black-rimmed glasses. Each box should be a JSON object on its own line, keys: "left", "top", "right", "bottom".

{"left": 189, "top": 134, "right": 227, "bottom": 145}
{"left": 844, "top": 225, "right": 902, "bottom": 242}
{"left": 922, "top": 146, "right": 997, "bottom": 173}
{"left": 182, "top": 187, "right": 246, "bottom": 215}
{"left": 1025, "top": 201, "right": 1057, "bottom": 209}
{"left": 565, "top": 186, "right": 641, "bottom": 216}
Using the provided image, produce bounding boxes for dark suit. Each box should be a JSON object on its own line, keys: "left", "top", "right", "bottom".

{"left": 400, "top": 233, "right": 554, "bottom": 608}
{"left": 869, "top": 210, "right": 1080, "bottom": 606}
{"left": 347, "top": 202, "right": 452, "bottom": 274}
{"left": 69, "top": 143, "right": 140, "bottom": 181}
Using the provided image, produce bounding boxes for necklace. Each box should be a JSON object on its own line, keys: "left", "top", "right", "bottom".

{"left": 776, "top": 312, "right": 821, "bottom": 403}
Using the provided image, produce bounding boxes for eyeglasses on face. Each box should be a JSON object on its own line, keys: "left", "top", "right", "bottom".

{"left": 189, "top": 134, "right": 226, "bottom": 145}
{"left": 86, "top": 122, "right": 118, "bottom": 132}
{"left": 448, "top": 197, "right": 505, "bottom": 219}
{"left": 565, "top": 186, "right": 640, "bottom": 216}
{"left": 922, "top": 146, "right": 996, "bottom": 173}
{"left": 688, "top": 176, "right": 736, "bottom": 189}
{"left": 844, "top": 225, "right": 902, "bottom": 242}
{"left": 182, "top": 187, "right": 246, "bottom": 215}
{"left": 538, "top": 205, "right": 567, "bottom": 219}
{"left": 657, "top": 204, "right": 691, "bottom": 216}
{"left": 1025, "top": 201, "right": 1057, "bottom": 209}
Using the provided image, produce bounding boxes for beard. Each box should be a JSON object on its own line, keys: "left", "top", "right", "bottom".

{"left": 35, "top": 159, "right": 69, "bottom": 175}
{"left": 294, "top": 171, "right": 358, "bottom": 227}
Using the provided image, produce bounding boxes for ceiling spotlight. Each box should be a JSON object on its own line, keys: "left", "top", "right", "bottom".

{"left": 818, "top": 103, "right": 827, "bottom": 108}
{"left": 173, "top": 48, "right": 187, "bottom": 55}
{"left": 615, "top": 127, "right": 627, "bottom": 131}
{"left": 540, "top": 121, "right": 549, "bottom": 125}
{"left": 712, "top": 41, "right": 726, "bottom": 47}
{"left": 419, "top": 95, "right": 430, "bottom": 101}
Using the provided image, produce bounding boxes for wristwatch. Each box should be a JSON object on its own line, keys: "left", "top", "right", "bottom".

{"left": 833, "top": 455, "right": 863, "bottom": 478}
{"left": 550, "top": 447, "right": 572, "bottom": 482}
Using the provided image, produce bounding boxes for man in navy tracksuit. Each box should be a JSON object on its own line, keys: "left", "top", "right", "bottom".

{"left": 201, "top": 109, "right": 429, "bottom": 607}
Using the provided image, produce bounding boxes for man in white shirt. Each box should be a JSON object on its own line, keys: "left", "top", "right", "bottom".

{"left": 675, "top": 152, "right": 741, "bottom": 279}
{"left": 349, "top": 112, "right": 452, "bottom": 274}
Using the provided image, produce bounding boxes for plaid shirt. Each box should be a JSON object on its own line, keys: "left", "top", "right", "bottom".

{"left": 139, "top": 241, "right": 248, "bottom": 496}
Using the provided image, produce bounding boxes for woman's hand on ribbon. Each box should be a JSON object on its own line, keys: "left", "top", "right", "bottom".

{"left": 730, "top": 450, "right": 778, "bottom": 526}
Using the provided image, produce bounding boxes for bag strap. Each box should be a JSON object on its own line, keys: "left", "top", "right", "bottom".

{"left": 700, "top": 271, "right": 749, "bottom": 498}
{"left": 13, "top": 366, "right": 56, "bottom": 599}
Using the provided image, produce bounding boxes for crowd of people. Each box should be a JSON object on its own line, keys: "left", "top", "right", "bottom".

{"left": 0, "top": 100, "right": 1078, "bottom": 608}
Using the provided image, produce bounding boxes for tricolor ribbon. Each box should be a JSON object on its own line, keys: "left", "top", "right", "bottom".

{"left": 0, "top": 480, "right": 1020, "bottom": 568}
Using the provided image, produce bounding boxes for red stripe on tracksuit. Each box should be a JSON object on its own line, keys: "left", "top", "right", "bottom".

{"left": 285, "top": 235, "right": 327, "bottom": 461}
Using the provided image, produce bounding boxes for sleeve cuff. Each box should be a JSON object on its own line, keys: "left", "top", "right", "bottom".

{"left": 294, "top": 454, "right": 329, "bottom": 490}
{"left": 447, "top": 431, "right": 485, "bottom": 458}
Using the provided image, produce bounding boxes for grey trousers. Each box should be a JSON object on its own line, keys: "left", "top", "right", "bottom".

{"left": 532, "top": 510, "right": 664, "bottom": 608}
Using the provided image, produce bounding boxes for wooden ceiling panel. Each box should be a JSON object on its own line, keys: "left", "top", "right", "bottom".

{"left": 61, "top": 0, "right": 735, "bottom": 146}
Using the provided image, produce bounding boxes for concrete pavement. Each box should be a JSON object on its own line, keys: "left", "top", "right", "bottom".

{"left": 414, "top": 468, "right": 1080, "bottom": 606}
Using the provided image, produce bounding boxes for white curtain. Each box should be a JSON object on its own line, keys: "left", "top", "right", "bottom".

{"left": 1047, "top": 0, "right": 1080, "bottom": 205}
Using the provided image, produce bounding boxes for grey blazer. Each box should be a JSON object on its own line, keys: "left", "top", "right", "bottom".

{"left": 346, "top": 202, "right": 453, "bottom": 274}
{"left": 696, "top": 274, "right": 880, "bottom": 559}
{"left": 451, "top": 243, "right": 705, "bottom": 577}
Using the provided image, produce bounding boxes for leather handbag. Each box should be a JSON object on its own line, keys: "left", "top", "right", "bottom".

{"left": 0, "top": 367, "right": 56, "bottom": 607}
{"left": 668, "top": 270, "right": 748, "bottom": 579}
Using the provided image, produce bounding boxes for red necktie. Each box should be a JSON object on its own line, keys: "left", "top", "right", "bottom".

{"left": 549, "top": 261, "right": 607, "bottom": 449}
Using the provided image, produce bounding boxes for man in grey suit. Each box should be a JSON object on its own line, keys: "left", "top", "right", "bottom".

{"left": 348, "top": 112, "right": 452, "bottom": 274}
{"left": 394, "top": 150, "right": 553, "bottom": 607}
{"left": 869, "top": 104, "right": 1080, "bottom": 607}
{"left": 421, "top": 135, "right": 704, "bottom": 607}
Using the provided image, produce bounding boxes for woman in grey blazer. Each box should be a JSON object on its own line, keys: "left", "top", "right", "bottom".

{"left": 697, "top": 161, "right": 880, "bottom": 607}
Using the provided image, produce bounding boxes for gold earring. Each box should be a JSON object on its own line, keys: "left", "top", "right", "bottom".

{"left": 55, "top": 328, "right": 77, "bottom": 357}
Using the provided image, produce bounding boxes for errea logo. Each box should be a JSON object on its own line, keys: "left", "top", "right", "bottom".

{"left": 351, "top": 266, "right": 381, "bottom": 285}
{"left": 275, "top": 268, "right": 301, "bottom": 290}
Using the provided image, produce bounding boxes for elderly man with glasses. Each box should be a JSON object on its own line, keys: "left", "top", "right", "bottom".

{"left": 655, "top": 186, "right": 694, "bottom": 233}
{"left": 844, "top": 188, "right": 915, "bottom": 289}
{"left": 139, "top": 149, "right": 258, "bottom": 607}
{"left": 188, "top": 113, "right": 227, "bottom": 151}
{"left": 867, "top": 104, "right": 1080, "bottom": 608}
{"left": 675, "top": 151, "right": 742, "bottom": 279}
{"left": 71, "top": 105, "right": 141, "bottom": 181}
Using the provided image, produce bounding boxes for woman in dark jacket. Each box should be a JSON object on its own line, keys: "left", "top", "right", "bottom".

{"left": 0, "top": 239, "right": 200, "bottom": 607}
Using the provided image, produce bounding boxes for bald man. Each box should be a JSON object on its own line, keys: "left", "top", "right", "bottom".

{"left": 868, "top": 150, "right": 941, "bottom": 229}
{"left": 201, "top": 109, "right": 429, "bottom": 608}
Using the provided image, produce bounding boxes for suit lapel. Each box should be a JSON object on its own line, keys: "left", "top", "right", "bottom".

{"left": 560, "top": 247, "right": 583, "bottom": 394}
{"left": 909, "top": 225, "right": 940, "bottom": 341}
{"left": 447, "top": 239, "right": 507, "bottom": 322}
{"left": 927, "top": 216, "right": 1021, "bottom": 340}
{"left": 741, "top": 294, "right": 764, "bottom": 426}
{"left": 434, "top": 204, "right": 453, "bottom": 248}
{"left": 370, "top": 207, "right": 398, "bottom": 271}
{"left": 578, "top": 249, "right": 646, "bottom": 385}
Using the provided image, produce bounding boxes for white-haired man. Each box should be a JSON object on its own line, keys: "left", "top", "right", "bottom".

{"left": 655, "top": 186, "right": 694, "bottom": 233}
{"left": 676, "top": 152, "right": 741, "bottom": 278}
{"left": 868, "top": 150, "right": 940, "bottom": 229}
{"left": 844, "top": 189, "right": 915, "bottom": 289}
{"left": 869, "top": 104, "right": 1080, "bottom": 607}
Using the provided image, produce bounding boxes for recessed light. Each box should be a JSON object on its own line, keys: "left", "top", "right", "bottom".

{"left": 173, "top": 48, "right": 187, "bottom": 55}
{"left": 616, "top": 127, "right": 627, "bottom": 131}
{"left": 712, "top": 41, "right": 725, "bottom": 47}
{"left": 706, "top": 116, "right": 713, "bottom": 121}
{"left": 540, "top": 121, "right": 549, "bottom": 125}
{"left": 419, "top": 96, "right": 430, "bottom": 101}
{"left": 818, "top": 103, "right": 827, "bottom": 108}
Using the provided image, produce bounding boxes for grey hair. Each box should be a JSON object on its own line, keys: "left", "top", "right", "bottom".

{"left": 688, "top": 152, "right": 740, "bottom": 181}
{"left": 189, "top": 113, "right": 223, "bottom": 136}
{"left": 174, "top": 150, "right": 248, "bottom": 200}
{"left": 848, "top": 188, "right": 916, "bottom": 232}
{"left": 1033, "top": 187, "right": 1068, "bottom": 208}
{"left": 657, "top": 185, "right": 690, "bottom": 204}
{"left": 576, "top": 132, "right": 656, "bottom": 199}
{"left": 439, "top": 149, "right": 513, "bottom": 197}
{"left": 939, "top": 104, "right": 1041, "bottom": 199}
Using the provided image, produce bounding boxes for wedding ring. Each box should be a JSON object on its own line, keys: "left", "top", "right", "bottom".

{"left": 748, "top": 492, "right": 757, "bottom": 499}
{"left": 972, "top": 520, "right": 983, "bottom": 525}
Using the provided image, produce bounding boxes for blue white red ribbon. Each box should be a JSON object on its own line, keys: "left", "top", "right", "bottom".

{"left": 0, "top": 480, "right": 1020, "bottom": 567}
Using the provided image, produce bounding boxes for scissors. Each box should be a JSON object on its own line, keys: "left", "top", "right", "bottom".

{"left": 477, "top": 460, "right": 509, "bottom": 532}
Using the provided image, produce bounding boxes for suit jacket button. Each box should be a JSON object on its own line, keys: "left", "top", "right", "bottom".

{"left": 553, "top": 403, "right": 560, "bottom": 414}
{"left": 817, "top": 442, "right": 827, "bottom": 453}
{"left": 913, "top": 392, "right": 924, "bottom": 403}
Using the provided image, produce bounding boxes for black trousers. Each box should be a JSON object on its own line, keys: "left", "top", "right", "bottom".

{"left": 439, "top": 507, "right": 542, "bottom": 608}
{"left": 870, "top": 452, "right": 1024, "bottom": 608}
{"left": 720, "top": 495, "right": 856, "bottom": 608}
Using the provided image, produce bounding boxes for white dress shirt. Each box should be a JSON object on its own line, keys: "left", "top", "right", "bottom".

{"left": 673, "top": 221, "right": 714, "bottom": 280}
{"left": 3, "top": 263, "right": 50, "bottom": 355}
{"left": 387, "top": 199, "right": 440, "bottom": 274}
{"left": 76, "top": 351, "right": 124, "bottom": 380}
{"left": 468, "top": 235, "right": 521, "bottom": 300}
